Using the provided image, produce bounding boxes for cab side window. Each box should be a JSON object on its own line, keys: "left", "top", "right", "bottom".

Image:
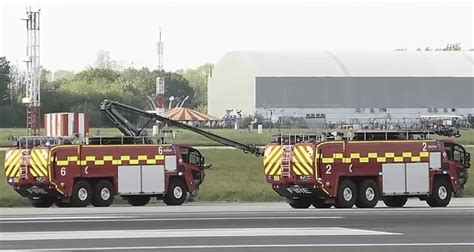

{"left": 453, "top": 146, "right": 464, "bottom": 164}
{"left": 188, "top": 150, "right": 201, "bottom": 165}
{"left": 181, "top": 148, "right": 189, "bottom": 163}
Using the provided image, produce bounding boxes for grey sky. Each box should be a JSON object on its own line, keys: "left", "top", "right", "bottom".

{"left": 1, "top": 0, "right": 472, "bottom": 72}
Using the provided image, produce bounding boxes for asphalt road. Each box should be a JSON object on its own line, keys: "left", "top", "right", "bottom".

{"left": 0, "top": 199, "right": 473, "bottom": 252}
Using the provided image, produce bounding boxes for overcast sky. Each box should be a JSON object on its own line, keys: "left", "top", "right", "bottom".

{"left": 1, "top": 0, "right": 472, "bottom": 72}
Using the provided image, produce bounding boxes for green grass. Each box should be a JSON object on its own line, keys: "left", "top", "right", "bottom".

{"left": 196, "top": 150, "right": 281, "bottom": 202}
{"left": 2, "top": 128, "right": 474, "bottom": 147}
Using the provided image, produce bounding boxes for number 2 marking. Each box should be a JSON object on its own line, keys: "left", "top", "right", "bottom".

{"left": 422, "top": 142, "right": 427, "bottom": 151}
{"left": 325, "top": 164, "right": 332, "bottom": 175}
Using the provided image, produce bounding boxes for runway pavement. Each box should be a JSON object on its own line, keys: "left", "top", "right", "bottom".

{"left": 0, "top": 198, "right": 473, "bottom": 252}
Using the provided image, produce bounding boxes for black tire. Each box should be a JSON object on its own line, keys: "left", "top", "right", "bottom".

{"left": 383, "top": 196, "right": 408, "bottom": 207}
{"left": 355, "top": 179, "right": 379, "bottom": 208}
{"left": 126, "top": 196, "right": 150, "bottom": 206}
{"left": 55, "top": 200, "right": 71, "bottom": 207}
{"left": 335, "top": 179, "right": 357, "bottom": 208}
{"left": 312, "top": 198, "right": 332, "bottom": 208}
{"left": 91, "top": 180, "right": 115, "bottom": 207}
{"left": 163, "top": 179, "right": 187, "bottom": 206}
{"left": 288, "top": 198, "right": 312, "bottom": 209}
{"left": 71, "top": 180, "right": 92, "bottom": 207}
{"left": 454, "top": 187, "right": 464, "bottom": 198}
{"left": 30, "top": 198, "right": 54, "bottom": 208}
{"left": 427, "top": 178, "right": 452, "bottom": 207}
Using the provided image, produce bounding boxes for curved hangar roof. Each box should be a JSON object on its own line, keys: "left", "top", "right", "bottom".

{"left": 214, "top": 51, "right": 473, "bottom": 77}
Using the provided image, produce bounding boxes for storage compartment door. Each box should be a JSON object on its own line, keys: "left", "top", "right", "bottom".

{"left": 118, "top": 165, "right": 141, "bottom": 194}
{"left": 141, "top": 165, "right": 165, "bottom": 194}
{"left": 382, "top": 163, "right": 405, "bottom": 195}
{"left": 406, "top": 163, "right": 429, "bottom": 194}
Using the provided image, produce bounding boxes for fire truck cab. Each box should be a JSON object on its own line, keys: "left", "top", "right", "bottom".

{"left": 264, "top": 130, "right": 470, "bottom": 208}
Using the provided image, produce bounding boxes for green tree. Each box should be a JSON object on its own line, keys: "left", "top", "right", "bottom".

{"left": 177, "top": 63, "right": 213, "bottom": 108}
{"left": 0, "top": 57, "right": 11, "bottom": 105}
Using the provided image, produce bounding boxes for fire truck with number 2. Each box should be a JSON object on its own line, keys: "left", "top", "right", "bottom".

{"left": 264, "top": 131, "right": 470, "bottom": 208}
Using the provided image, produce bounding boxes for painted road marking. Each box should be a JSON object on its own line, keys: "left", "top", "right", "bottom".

{"left": 0, "top": 227, "right": 400, "bottom": 241}
{"left": 2, "top": 243, "right": 473, "bottom": 251}
{"left": 0, "top": 216, "right": 125, "bottom": 221}
{"left": 0, "top": 216, "right": 343, "bottom": 224}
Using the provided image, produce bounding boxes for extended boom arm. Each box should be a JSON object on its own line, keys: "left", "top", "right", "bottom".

{"left": 100, "top": 99, "right": 264, "bottom": 156}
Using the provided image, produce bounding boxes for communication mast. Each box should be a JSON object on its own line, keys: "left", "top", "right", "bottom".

{"left": 22, "top": 7, "right": 41, "bottom": 136}
{"left": 156, "top": 27, "right": 165, "bottom": 115}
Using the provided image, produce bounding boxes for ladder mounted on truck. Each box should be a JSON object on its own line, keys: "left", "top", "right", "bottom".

{"left": 100, "top": 99, "right": 264, "bottom": 156}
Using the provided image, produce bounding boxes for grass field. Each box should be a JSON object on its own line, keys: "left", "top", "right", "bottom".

{"left": 0, "top": 148, "right": 472, "bottom": 207}
{"left": 2, "top": 128, "right": 474, "bottom": 147}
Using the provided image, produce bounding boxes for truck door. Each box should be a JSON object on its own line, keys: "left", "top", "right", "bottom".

{"left": 444, "top": 143, "right": 469, "bottom": 193}
{"left": 50, "top": 146, "right": 81, "bottom": 196}
{"left": 179, "top": 147, "right": 205, "bottom": 190}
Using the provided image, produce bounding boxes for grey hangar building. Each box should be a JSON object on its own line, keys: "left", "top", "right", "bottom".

{"left": 207, "top": 51, "right": 474, "bottom": 126}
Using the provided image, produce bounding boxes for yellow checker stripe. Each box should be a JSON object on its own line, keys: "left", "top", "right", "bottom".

{"left": 320, "top": 151, "right": 430, "bottom": 164}
{"left": 55, "top": 155, "right": 166, "bottom": 167}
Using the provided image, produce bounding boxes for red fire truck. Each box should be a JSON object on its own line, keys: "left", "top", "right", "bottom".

{"left": 4, "top": 100, "right": 262, "bottom": 207}
{"left": 264, "top": 131, "right": 470, "bottom": 208}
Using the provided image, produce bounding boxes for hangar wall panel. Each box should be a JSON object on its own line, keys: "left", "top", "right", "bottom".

{"left": 256, "top": 77, "right": 474, "bottom": 109}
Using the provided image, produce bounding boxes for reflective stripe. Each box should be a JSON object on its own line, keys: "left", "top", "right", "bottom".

{"left": 263, "top": 146, "right": 283, "bottom": 176}
{"left": 320, "top": 151, "right": 430, "bottom": 164}
{"left": 55, "top": 155, "right": 167, "bottom": 167}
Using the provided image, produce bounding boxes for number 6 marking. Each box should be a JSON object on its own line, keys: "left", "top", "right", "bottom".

{"left": 325, "top": 164, "right": 332, "bottom": 175}
{"left": 60, "top": 167, "right": 66, "bottom": 176}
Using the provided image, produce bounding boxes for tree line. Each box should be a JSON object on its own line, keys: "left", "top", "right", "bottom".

{"left": 0, "top": 52, "right": 213, "bottom": 128}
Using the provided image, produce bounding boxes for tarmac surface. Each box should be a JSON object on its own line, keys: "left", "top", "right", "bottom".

{"left": 0, "top": 198, "right": 473, "bottom": 252}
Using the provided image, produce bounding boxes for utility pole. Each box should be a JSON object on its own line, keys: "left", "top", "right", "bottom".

{"left": 156, "top": 27, "right": 165, "bottom": 116}
{"left": 21, "top": 7, "right": 41, "bottom": 136}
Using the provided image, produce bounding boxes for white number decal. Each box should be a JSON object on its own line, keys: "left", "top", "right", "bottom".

{"left": 60, "top": 167, "right": 66, "bottom": 176}
{"left": 158, "top": 147, "right": 163, "bottom": 155}
{"left": 422, "top": 142, "right": 427, "bottom": 151}
{"left": 348, "top": 164, "right": 353, "bottom": 173}
{"left": 325, "top": 164, "right": 332, "bottom": 175}
{"left": 84, "top": 166, "right": 89, "bottom": 175}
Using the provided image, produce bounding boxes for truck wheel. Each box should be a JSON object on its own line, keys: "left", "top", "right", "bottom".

{"left": 55, "top": 200, "right": 71, "bottom": 207}
{"left": 92, "top": 180, "right": 115, "bottom": 207}
{"left": 163, "top": 179, "right": 187, "bottom": 206}
{"left": 355, "top": 179, "right": 379, "bottom": 208}
{"left": 30, "top": 198, "right": 54, "bottom": 208}
{"left": 312, "top": 198, "right": 332, "bottom": 208}
{"left": 427, "top": 178, "right": 452, "bottom": 207}
{"left": 288, "top": 198, "right": 312, "bottom": 209}
{"left": 71, "top": 180, "right": 92, "bottom": 207}
{"left": 383, "top": 196, "right": 407, "bottom": 207}
{"left": 335, "top": 179, "right": 357, "bottom": 208}
{"left": 127, "top": 196, "right": 150, "bottom": 206}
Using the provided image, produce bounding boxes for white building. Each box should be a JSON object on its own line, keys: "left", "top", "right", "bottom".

{"left": 208, "top": 51, "right": 474, "bottom": 124}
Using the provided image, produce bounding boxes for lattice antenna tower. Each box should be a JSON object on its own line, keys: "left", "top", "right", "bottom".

{"left": 21, "top": 7, "right": 41, "bottom": 136}
{"left": 155, "top": 27, "right": 165, "bottom": 115}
